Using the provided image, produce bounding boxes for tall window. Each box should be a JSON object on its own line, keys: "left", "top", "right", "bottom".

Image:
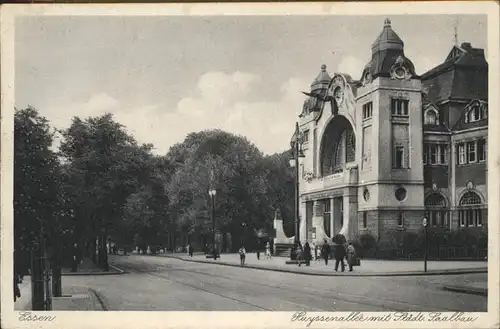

{"left": 363, "top": 102, "right": 373, "bottom": 120}
{"left": 339, "top": 198, "right": 344, "bottom": 227}
{"left": 458, "top": 143, "right": 466, "bottom": 164}
{"left": 391, "top": 99, "right": 409, "bottom": 116}
{"left": 393, "top": 146, "right": 405, "bottom": 169}
{"left": 397, "top": 212, "right": 404, "bottom": 227}
{"left": 457, "top": 140, "right": 487, "bottom": 165}
{"left": 459, "top": 191, "right": 483, "bottom": 227}
{"left": 467, "top": 142, "right": 476, "bottom": 163}
{"left": 423, "top": 144, "right": 448, "bottom": 165}
{"left": 478, "top": 139, "right": 487, "bottom": 162}
{"left": 362, "top": 212, "right": 367, "bottom": 228}
{"left": 425, "top": 193, "right": 448, "bottom": 228}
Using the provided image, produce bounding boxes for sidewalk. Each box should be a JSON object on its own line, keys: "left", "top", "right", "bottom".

{"left": 62, "top": 257, "right": 125, "bottom": 276}
{"left": 14, "top": 276, "right": 105, "bottom": 311}
{"left": 157, "top": 252, "right": 488, "bottom": 277}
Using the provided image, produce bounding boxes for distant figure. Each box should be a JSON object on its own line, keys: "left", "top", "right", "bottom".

{"left": 346, "top": 242, "right": 357, "bottom": 272}
{"left": 296, "top": 243, "right": 304, "bottom": 267}
{"left": 239, "top": 245, "right": 246, "bottom": 265}
{"left": 311, "top": 242, "right": 317, "bottom": 261}
{"left": 187, "top": 243, "right": 193, "bottom": 257}
{"left": 321, "top": 240, "right": 331, "bottom": 266}
{"left": 333, "top": 241, "right": 347, "bottom": 272}
{"left": 303, "top": 242, "right": 312, "bottom": 266}
{"left": 265, "top": 242, "right": 272, "bottom": 259}
{"left": 71, "top": 243, "right": 79, "bottom": 272}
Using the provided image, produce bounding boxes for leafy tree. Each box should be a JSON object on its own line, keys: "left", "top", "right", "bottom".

{"left": 262, "top": 150, "right": 295, "bottom": 237}
{"left": 14, "top": 107, "right": 61, "bottom": 272}
{"left": 59, "top": 113, "right": 154, "bottom": 268}
{"left": 166, "top": 130, "right": 273, "bottom": 251}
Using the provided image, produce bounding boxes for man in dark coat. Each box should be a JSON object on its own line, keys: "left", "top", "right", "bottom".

{"left": 320, "top": 240, "right": 331, "bottom": 265}
{"left": 333, "top": 242, "right": 347, "bottom": 272}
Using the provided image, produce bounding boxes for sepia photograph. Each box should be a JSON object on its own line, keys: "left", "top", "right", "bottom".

{"left": 1, "top": 2, "right": 499, "bottom": 329}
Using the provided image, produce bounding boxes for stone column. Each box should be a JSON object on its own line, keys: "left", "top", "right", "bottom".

{"left": 339, "top": 188, "right": 358, "bottom": 241}
{"left": 329, "top": 198, "right": 334, "bottom": 238}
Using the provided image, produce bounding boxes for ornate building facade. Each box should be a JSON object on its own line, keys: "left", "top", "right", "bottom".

{"left": 274, "top": 18, "right": 488, "bottom": 248}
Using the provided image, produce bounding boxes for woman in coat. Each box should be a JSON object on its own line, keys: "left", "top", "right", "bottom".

{"left": 346, "top": 242, "right": 357, "bottom": 272}
{"left": 303, "top": 242, "right": 312, "bottom": 266}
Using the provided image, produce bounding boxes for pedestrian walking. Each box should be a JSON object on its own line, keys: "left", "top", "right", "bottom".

{"left": 346, "top": 242, "right": 357, "bottom": 272}
{"left": 303, "top": 242, "right": 312, "bottom": 266}
{"left": 312, "top": 242, "right": 317, "bottom": 261}
{"left": 333, "top": 241, "right": 347, "bottom": 272}
{"left": 265, "top": 241, "right": 271, "bottom": 259}
{"left": 239, "top": 245, "right": 246, "bottom": 266}
{"left": 321, "top": 240, "right": 331, "bottom": 265}
{"left": 188, "top": 243, "right": 194, "bottom": 257}
{"left": 256, "top": 250, "right": 260, "bottom": 260}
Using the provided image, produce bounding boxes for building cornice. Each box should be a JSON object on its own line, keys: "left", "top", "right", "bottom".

{"left": 356, "top": 86, "right": 422, "bottom": 100}
{"left": 452, "top": 126, "right": 488, "bottom": 135}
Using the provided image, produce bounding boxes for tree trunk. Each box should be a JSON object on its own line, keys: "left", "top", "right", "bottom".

{"left": 51, "top": 242, "right": 62, "bottom": 297}
{"left": 30, "top": 246, "right": 46, "bottom": 310}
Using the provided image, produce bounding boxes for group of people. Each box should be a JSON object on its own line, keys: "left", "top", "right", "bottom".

{"left": 239, "top": 241, "right": 272, "bottom": 266}
{"left": 294, "top": 239, "right": 358, "bottom": 272}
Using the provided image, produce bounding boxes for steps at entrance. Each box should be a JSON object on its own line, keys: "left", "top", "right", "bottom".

{"left": 274, "top": 244, "right": 293, "bottom": 258}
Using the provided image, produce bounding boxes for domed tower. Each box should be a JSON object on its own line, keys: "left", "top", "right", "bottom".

{"left": 356, "top": 18, "right": 424, "bottom": 243}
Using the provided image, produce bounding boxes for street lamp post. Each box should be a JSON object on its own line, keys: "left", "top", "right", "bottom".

{"left": 208, "top": 189, "right": 217, "bottom": 260}
{"left": 289, "top": 122, "right": 305, "bottom": 260}
{"left": 422, "top": 217, "right": 428, "bottom": 272}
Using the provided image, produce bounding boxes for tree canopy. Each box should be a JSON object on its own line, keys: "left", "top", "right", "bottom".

{"left": 15, "top": 108, "right": 295, "bottom": 259}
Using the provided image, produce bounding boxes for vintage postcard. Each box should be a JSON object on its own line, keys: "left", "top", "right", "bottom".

{"left": 1, "top": 2, "right": 499, "bottom": 329}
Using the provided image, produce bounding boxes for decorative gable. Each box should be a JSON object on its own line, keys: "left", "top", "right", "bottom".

{"left": 445, "top": 45, "right": 465, "bottom": 62}
{"left": 463, "top": 100, "right": 488, "bottom": 124}
{"left": 423, "top": 103, "right": 440, "bottom": 126}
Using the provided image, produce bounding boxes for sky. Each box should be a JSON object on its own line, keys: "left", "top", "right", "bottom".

{"left": 15, "top": 14, "right": 487, "bottom": 155}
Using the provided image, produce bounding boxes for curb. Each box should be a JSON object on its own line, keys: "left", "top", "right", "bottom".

{"left": 88, "top": 288, "right": 109, "bottom": 311}
{"left": 157, "top": 254, "right": 487, "bottom": 277}
{"left": 443, "top": 285, "right": 488, "bottom": 296}
{"left": 62, "top": 263, "right": 127, "bottom": 276}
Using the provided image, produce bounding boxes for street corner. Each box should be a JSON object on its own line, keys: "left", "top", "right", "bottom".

{"left": 51, "top": 288, "right": 107, "bottom": 311}
{"left": 442, "top": 284, "right": 488, "bottom": 297}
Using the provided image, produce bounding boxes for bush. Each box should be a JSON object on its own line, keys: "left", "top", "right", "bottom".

{"left": 333, "top": 234, "right": 346, "bottom": 244}
{"left": 359, "top": 233, "right": 376, "bottom": 249}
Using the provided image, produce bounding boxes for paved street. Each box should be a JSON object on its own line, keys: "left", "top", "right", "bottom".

{"left": 52, "top": 254, "right": 487, "bottom": 311}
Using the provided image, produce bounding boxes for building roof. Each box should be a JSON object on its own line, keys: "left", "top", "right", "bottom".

{"left": 361, "top": 18, "right": 416, "bottom": 80}
{"left": 311, "top": 64, "right": 332, "bottom": 92}
{"left": 421, "top": 42, "right": 488, "bottom": 104}
{"left": 371, "top": 18, "right": 404, "bottom": 52}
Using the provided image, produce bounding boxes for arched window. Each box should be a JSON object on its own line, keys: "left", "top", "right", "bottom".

{"left": 424, "top": 193, "right": 448, "bottom": 228}
{"left": 459, "top": 191, "right": 483, "bottom": 227}
{"left": 320, "top": 116, "right": 356, "bottom": 176}
{"left": 424, "top": 109, "right": 439, "bottom": 125}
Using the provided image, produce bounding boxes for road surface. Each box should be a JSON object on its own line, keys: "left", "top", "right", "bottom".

{"left": 59, "top": 254, "right": 487, "bottom": 311}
